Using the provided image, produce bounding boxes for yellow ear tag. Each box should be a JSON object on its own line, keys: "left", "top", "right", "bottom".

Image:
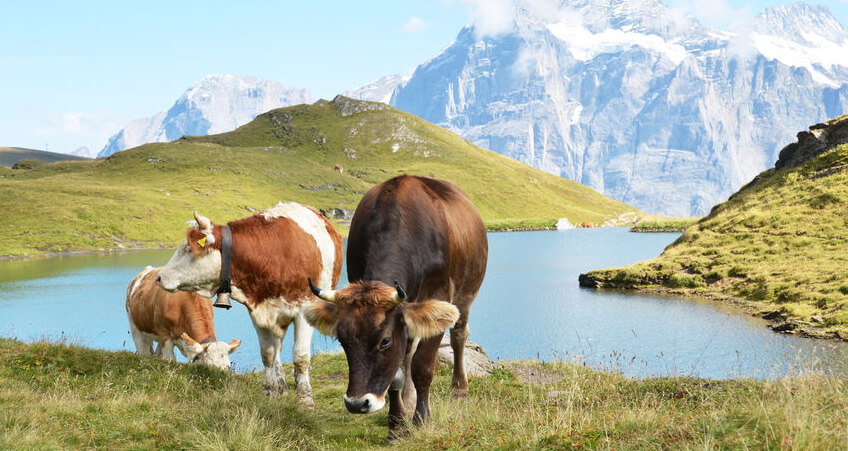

{"left": 197, "top": 236, "right": 207, "bottom": 248}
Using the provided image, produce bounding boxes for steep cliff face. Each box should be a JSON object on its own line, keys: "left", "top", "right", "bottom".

{"left": 387, "top": 1, "right": 848, "bottom": 215}
{"left": 98, "top": 75, "right": 312, "bottom": 157}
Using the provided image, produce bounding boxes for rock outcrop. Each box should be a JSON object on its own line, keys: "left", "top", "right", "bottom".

{"left": 437, "top": 335, "right": 495, "bottom": 377}
{"left": 775, "top": 115, "right": 848, "bottom": 169}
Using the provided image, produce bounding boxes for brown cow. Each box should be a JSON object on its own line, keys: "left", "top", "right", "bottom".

{"left": 126, "top": 266, "right": 240, "bottom": 370}
{"left": 304, "top": 175, "right": 488, "bottom": 441}
{"left": 156, "top": 202, "right": 344, "bottom": 407}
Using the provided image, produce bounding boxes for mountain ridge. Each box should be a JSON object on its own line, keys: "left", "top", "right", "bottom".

{"left": 97, "top": 75, "right": 312, "bottom": 157}
{"left": 381, "top": 0, "right": 848, "bottom": 216}
{"left": 0, "top": 96, "right": 637, "bottom": 257}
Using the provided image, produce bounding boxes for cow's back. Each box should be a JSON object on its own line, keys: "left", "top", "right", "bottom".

{"left": 127, "top": 267, "right": 213, "bottom": 339}
{"left": 347, "top": 175, "right": 487, "bottom": 304}
{"left": 229, "top": 202, "right": 344, "bottom": 305}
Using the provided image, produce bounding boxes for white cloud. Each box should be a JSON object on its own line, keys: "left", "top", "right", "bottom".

{"left": 401, "top": 16, "right": 430, "bottom": 33}
{"left": 32, "top": 109, "right": 124, "bottom": 154}
{"left": 668, "top": 0, "right": 754, "bottom": 31}
{"left": 458, "top": 0, "right": 516, "bottom": 37}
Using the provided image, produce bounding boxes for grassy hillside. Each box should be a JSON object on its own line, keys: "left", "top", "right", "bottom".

{"left": 0, "top": 146, "right": 89, "bottom": 167}
{"left": 582, "top": 115, "right": 848, "bottom": 339}
{"left": 2, "top": 338, "right": 846, "bottom": 449}
{"left": 0, "top": 97, "right": 637, "bottom": 257}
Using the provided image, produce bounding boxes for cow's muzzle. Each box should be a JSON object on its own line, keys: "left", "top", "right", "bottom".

{"left": 343, "top": 393, "right": 385, "bottom": 414}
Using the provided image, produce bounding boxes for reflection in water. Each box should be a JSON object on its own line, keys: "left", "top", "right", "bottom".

{"left": 1, "top": 229, "right": 846, "bottom": 379}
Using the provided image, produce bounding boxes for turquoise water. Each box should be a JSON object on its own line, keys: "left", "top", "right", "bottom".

{"left": 1, "top": 228, "right": 846, "bottom": 379}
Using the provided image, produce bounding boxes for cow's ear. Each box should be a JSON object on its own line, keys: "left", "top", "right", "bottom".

{"left": 402, "top": 300, "right": 459, "bottom": 339}
{"left": 187, "top": 228, "right": 208, "bottom": 257}
{"left": 178, "top": 333, "right": 204, "bottom": 360}
{"left": 303, "top": 301, "right": 339, "bottom": 336}
{"left": 227, "top": 339, "right": 241, "bottom": 354}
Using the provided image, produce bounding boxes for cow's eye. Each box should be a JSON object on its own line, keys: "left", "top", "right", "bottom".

{"left": 378, "top": 336, "right": 392, "bottom": 351}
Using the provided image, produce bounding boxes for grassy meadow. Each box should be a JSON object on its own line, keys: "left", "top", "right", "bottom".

{"left": 3, "top": 338, "right": 847, "bottom": 449}
{"left": 0, "top": 97, "right": 636, "bottom": 258}
{"left": 582, "top": 116, "right": 848, "bottom": 339}
{"left": 630, "top": 215, "right": 700, "bottom": 233}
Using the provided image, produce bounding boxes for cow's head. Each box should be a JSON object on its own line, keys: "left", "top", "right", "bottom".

{"left": 303, "top": 278, "right": 459, "bottom": 414}
{"left": 157, "top": 211, "right": 222, "bottom": 298}
{"left": 178, "top": 333, "right": 241, "bottom": 370}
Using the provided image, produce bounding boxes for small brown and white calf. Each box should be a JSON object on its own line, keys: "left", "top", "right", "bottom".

{"left": 126, "top": 266, "right": 240, "bottom": 370}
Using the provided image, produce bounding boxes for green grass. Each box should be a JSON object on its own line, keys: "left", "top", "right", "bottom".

{"left": 583, "top": 115, "right": 848, "bottom": 338}
{"left": 630, "top": 215, "right": 700, "bottom": 232}
{"left": 2, "top": 338, "right": 847, "bottom": 449}
{"left": 0, "top": 97, "right": 637, "bottom": 257}
{"left": 0, "top": 146, "right": 88, "bottom": 167}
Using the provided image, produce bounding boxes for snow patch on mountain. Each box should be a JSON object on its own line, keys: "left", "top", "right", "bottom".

{"left": 344, "top": 74, "right": 409, "bottom": 104}
{"left": 389, "top": 0, "right": 848, "bottom": 216}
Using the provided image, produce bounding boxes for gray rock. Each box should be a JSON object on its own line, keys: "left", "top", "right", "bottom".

{"left": 437, "top": 335, "right": 494, "bottom": 377}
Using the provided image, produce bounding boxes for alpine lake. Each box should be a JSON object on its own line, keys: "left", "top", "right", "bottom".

{"left": 2, "top": 228, "right": 846, "bottom": 379}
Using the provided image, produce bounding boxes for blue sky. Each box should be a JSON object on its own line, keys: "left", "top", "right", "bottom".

{"left": 2, "top": 0, "right": 847, "bottom": 154}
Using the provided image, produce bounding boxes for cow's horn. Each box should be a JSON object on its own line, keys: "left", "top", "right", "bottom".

{"left": 308, "top": 276, "right": 336, "bottom": 302}
{"left": 193, "top": 210, "right": 212, "bottom": 231}
{"left": 180, "top": 333, "right": 198, "bottom": 346}
{"left": 392, "top": 280, "right": 406, "bottom": 304}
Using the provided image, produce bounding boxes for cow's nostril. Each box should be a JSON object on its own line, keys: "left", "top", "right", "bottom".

{"left": 156, "top": 275, "right": 161, "bottom": 283}
{"left": 363, "top": 398, "right": 370, "bottom": 407}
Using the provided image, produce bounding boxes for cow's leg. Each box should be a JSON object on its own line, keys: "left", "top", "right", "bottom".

{"left": 292, "top": 310, "right": 315, "bottom": 408}
{"left": 127, "top": 319, "right": 154, "bottom": 355}
{"left": 254, "top": 325, "right": 287, "bottom": 396}
{"left": 449, "top": 307, "right": 471, "bottom": 397}
{"left": 410, "top": 333, "right": 444, "bottom": 426}
{"left": 387, "top": 385, "right": 407, "bottom": 443}
{"left": 401, "top": 338, "right": 419, "bottom": 415}
{"left": 160, "top": 339, "right": 177, "bottom": 361}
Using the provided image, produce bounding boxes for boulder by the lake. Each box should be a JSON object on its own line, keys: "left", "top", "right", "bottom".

{"left": 437, "top": 334, "right": 494, "bottom": 377}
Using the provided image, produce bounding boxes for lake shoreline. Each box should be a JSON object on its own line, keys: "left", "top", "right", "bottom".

{"left": 606, "top": 284, "right": 848, "bottom": 343}
{"left": 0, "top": 225, "right": 568, "bottom": 260}
{"left": 0, "top": 246, "right": 175, "bottom": 261}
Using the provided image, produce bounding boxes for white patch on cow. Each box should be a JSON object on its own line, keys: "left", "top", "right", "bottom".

{"left": 344, "top": 393, "right": 386, "bottom": 413}
{"left": 127, "top": 312, "right": 157, "bottom": 355}
{"left": 158, "top": 242, "right": 222, "bottom": 298}
{"left": 229, "top": 285, "right": 249, "bottom": 305}
{"left": 249, "top": 296, "right": 300, "bottom": 336}
{"left": 262, "top": 202, "right": 337, "bottom": 289}
{"left": 129, "top": 266, "right": 156, "bottom": 300}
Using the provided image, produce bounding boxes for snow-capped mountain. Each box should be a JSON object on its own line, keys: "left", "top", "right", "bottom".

{"left": 69, "top": 146, "right": 97, "bottom": 158}
{"left": 98, "top": 75, "right": 312, "bottom": 157}
{"left": 377, "top": 0, "right": 848, "bottom": 216}
{"left": 343, "top": 74, "right": 410, "bottom": 104}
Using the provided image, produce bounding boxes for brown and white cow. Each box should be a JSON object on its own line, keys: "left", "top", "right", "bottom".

{"left": 126, "top": 266, "right": 241, "bottom": 370}
{"left": 156, "top": 202, "right": 344, "bottom": 407}
{"left": 304, "top": 175, "right": 488, "bottom": 440}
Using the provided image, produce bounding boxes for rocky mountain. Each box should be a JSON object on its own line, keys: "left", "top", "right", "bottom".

{"left": 378, "top": 0, "right": 848, "bottom": 216}
{"left": 98, "top": 75, "right": 312, "bottom": 157}
{"left": 343, "top": 74, "right": 409, "bottom": 104}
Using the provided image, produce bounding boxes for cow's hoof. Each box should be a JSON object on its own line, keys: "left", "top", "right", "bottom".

{"left": 262, "top": 382, "right": 287, "bottom": 397}
{"left": 452, "top": 387, "right": 470, "bottom": 398}
{"left": 386, "top": 429, "right": 407, "bottom": 444}
{"left": 298, "top": 396, "right": 315, "bottom": 410}
{"left": 296, "top": 385, "right": 314, "bottom": 409}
